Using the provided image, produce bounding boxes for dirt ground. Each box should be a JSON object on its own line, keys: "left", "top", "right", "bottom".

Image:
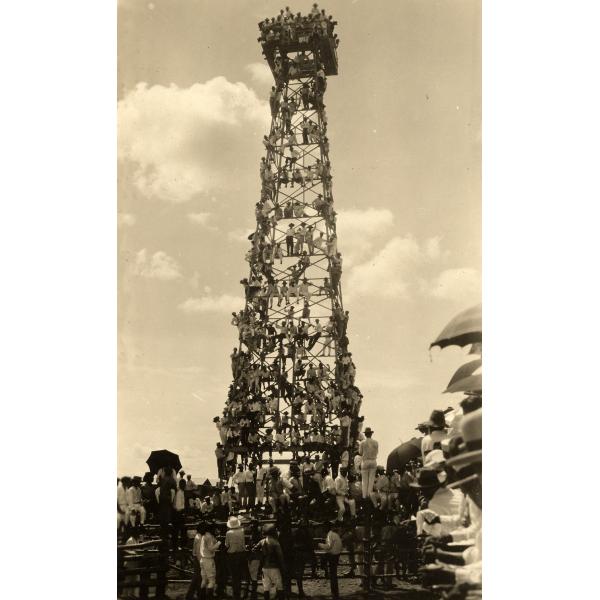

{"left": 167, "top": 577, "right": 437, "bottom": 599}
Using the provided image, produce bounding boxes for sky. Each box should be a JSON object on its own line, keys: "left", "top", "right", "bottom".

{"left": 117, "top": 0, "right": 481, "bottom": 481}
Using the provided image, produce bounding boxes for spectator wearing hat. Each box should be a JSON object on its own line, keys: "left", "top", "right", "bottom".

{"left": 233, "top": 464, "right": 247, "bottom": 508}
{"left": 371, "top": 466, "right": 390, "bottom": 510}
{"left": 128, "top": 476, "right": 146, "bottom": 526}
{"left": 334, "top": 466, "right": 356, "bottom": 521}
{"left": 411, "top": 467, "right": 464, "bottom": 538}
{"left": 421, "top": 409, "right": 449, "bottom": 460}
{"left": 117, "top": 477, "right": 129, "bottom": 532}
{"left": 256, "top": 461, "right": 268, "bottom": 506}
{"left": 225, "top": 516, "right": 248, "bottom": 600}
{"left": 215, "top": 443, "right": 226, "bottom": 480}
{"left": 141, "top": 472, "right": 157, "bottom": 521}
{"left": 423, "top": 408, "right": 482, "bottom": 587}
{"left": 268, "top": 468, "right": 287, "bottom": 515}
{"left": 318, "top": 521, "right": 342, "bottom": 600}
{"left": 200, "top": 495, "right": 214, "bottom": 516}
{"left": 254, "top": 524, "right": 285, "bottom": 600}
{"left": 358, "top": 427, "right": 379, "bottom": 499}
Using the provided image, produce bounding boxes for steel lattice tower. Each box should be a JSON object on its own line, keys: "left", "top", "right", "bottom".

{"left": 216, "top": 9, "right": 363, "bottom": 479}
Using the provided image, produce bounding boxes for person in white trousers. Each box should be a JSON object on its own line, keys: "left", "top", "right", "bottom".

{"left": 358, "top": 427, "right": 378, "bottom": 499}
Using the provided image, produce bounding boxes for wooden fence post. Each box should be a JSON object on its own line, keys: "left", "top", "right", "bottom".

{"left": 364, "top": 509, "right": 373, "bottom": 596}
{"left": 156, "top": 539, "right": 168, "bottom": 599}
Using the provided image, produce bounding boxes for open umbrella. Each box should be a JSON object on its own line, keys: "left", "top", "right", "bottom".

{"left": 445, "top": 372, "right": 482, "bottom": 394}
{"left": 146, "top": 449, "right": 182, "bottom": 475}
{"left": 430, "top": 304, "right": 482, "bottom": 350}
{"left": 386, "top": 438, "right": 422, "bottom": 473}
{"left": 445, "top": 359, "right": 481, "bottom": 391}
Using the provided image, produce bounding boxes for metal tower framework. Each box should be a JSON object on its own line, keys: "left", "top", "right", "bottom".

{"left": 216, "top": 11, "right": 363, "bottom": 477}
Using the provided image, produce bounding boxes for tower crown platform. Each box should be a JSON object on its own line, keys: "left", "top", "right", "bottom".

{"left": 258, "top": 7, "right": 339, "bottom": 77}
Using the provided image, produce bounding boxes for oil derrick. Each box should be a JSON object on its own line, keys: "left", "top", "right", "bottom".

{"left": 215, "top": 6, "right": 363, "bottom": 480}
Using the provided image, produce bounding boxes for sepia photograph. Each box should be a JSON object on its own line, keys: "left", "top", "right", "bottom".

{"left": 117, "top": 1, "right": 480, "bottom": 597}
{"left": 6, "top": 2, "right": 600, "bottom": 599}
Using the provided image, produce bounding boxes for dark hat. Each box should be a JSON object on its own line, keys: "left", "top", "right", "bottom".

{"left": 409, "top": 467, "right": 441, "bottom": 489}
{"left": 422, "top": 410, "right": 447, "bottom": 429}
{"left": 364, "top": 427, "right": 374, "bottom": 435}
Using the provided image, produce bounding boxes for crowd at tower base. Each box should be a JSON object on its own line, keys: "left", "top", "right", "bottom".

{"left": 118, "top": 390, "right": 481, "bottom": 600}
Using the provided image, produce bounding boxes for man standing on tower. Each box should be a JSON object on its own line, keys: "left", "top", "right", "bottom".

{"left": 358, "top": 427, "right": 378, "bottom": 499}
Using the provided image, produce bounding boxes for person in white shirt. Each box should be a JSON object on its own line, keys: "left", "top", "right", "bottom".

{"left": 185, "top": 474, "right": 198, "bottom": 491}
{"left": 358, "top": 427, "right": 379, "bottom": 499}
{"left": 127, "top": 476, "right": 146, "bottom": 526}
{"left": 353, "top": 451, "right": 362, "bottom": 473}
{"left": 233, "top": 464, "right": 247, "bottom": 507}
{"left": 420, "top": 407, "right": 482, "bottom": 589}
{"left": 256, "top": 461, "right": 268, "bottom": 505}
{"left": 244, "top": 465, "right": 256, "bottom": 508}
{"left": 370, "top": 467, "right": 390, "bottom": 510}
{"left": 318, "top": 521, "right": 343, "bottom": 600}
{"left": 411, "top": 467, "right": 464, "bottom": 537}
{"left": 334, "top": 467, "right": 356, "bottom": 520}
{"left": 321, "top": 467, "right": 336, "bottom": 496}
{"left": 172, "top": 479, "right": 187, "bottom": 549}
{"left": 186, "top": 524, "right": 203, "bottom": 599}
{"left": 199, "top": 523, "right": 221, "bottom": 597}
{"left": 117, "top": 477, "right": 129, "bottom": 531}
{"left": 420, "top": 410, "right": 449, "bottom": 460}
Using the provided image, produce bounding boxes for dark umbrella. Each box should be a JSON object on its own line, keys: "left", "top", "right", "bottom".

{"left": 430, "top": 304, "right": 482, "bottom": 350}
{"left": 146, "top": 449, "right": 182, "bottom": 475}
{"left": 444, "top": 359, "right": 482, "bottom": 392}
{"left": 386, "top": 438, "right": 422, "bottom": 473}
{"left": 446, "top": 372, "right": 482, "bottom": 394}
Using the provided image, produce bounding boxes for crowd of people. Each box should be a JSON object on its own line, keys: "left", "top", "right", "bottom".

{"left": 213, "top": 3, "right": 365, "bottom": 492}
{"left": 258, "top": 4, "right": 339, "bottom": 57}
{"left": 118, "top": 393, "right": 481, "bottom": 598}
{"left": 118, "top": 428, "right": 426, "bottom": 599}
{"left": 411, "top": 399, "right": 483, "bottom": 599}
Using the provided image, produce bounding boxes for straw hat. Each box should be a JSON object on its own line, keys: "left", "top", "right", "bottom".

{"left": 227, "top": 516, "right": 241, "bottom": 529}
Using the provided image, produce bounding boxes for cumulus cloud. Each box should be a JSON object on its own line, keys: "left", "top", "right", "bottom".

{"left": 245, "top": 62, "right": 273, "bottom": 87}
{"left": 118, "top": 213, "right": 136, "bottom": 227}
{"left": 346, "top": 235, "right": 450, "bottom": 300}
{"left": 347, "top": 236, "right": 423, "bottom": 299}
{"left": 118, "top": 78, "right": 270, "bottom": 203}
{"left": 187, "top": 212, "right": 217, "bottom": 230}
{"left": 178, "top": 294, "right": 243, "bottom": 314}
{"left": 134, "top": 249, "right": 183, "bottom": 280}
{"left": 424, "top": 236, "right": 443, "bottom": 260}
{"left": 336, "top": 208, "right": 394, "bottom": 266}
{"left": 427, "top": 268, "right": 481, "bottom": 303}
